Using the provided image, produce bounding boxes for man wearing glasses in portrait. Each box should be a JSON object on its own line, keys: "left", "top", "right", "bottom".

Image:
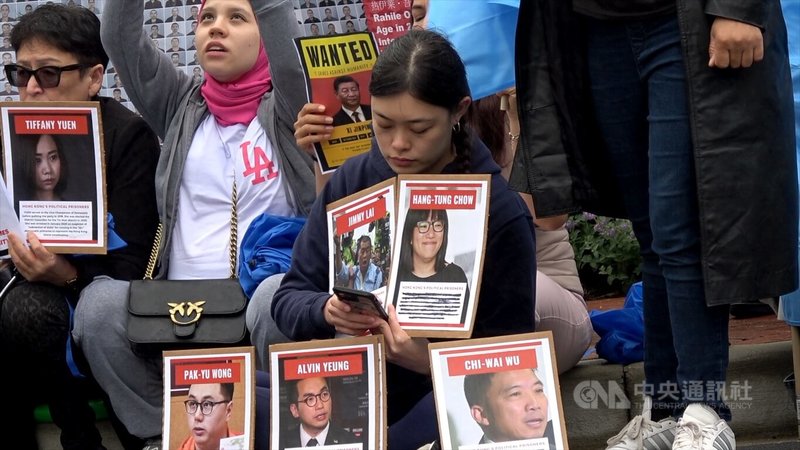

{"left": 283, "top": 376, "right": 359, "bottom": 448}
{"left": 180, "top": 382, "right": 243, "bottom": 450}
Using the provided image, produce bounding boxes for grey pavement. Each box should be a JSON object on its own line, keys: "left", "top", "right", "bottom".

{"left": 37, "top": 341, "right": 800, "bottom": 449}
{"left": 739, "top": 443, "right": 800, "bottom": 450}
{"left": 560, "top": 341, "right": 798, "bottom": 449}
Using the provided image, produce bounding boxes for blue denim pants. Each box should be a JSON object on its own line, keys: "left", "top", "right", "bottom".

{"left": 584, "top": 14, "right": 731, "bottom": 420}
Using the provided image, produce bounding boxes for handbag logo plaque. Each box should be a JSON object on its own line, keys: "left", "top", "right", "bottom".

{"left": 168, "top": 301, "right": 206, "bottom": 325}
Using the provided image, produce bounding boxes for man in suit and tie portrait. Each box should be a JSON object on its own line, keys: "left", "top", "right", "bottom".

{"left": 282, "top": 376, "right": 360, "bottom": 448}
{"left": 331, "top": 75, "right": 371, "bottom": 126}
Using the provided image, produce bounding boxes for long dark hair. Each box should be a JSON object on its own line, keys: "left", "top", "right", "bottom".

{"left": 369, "top": 29, "right": 472, "bottom": 172}
{"left": 398, "top": 208, "right": 450, "bottom": 276}
{"left": 19, "top": 133, "right": 69, "bottom": 199}
{"left": 466, "top": 96, "right": 506, "bottom": 164}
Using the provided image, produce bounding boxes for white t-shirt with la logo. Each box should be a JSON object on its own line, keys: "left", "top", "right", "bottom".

{"left": 168, "top": 115, "right": 294, "bottom": 280}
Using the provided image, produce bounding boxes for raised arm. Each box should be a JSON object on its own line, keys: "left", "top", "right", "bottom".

{"left": 253, "top": 0, "right": 307, "bottom": 131}
{"left": 101, "top": 0, "right": 193, "bottom": 139}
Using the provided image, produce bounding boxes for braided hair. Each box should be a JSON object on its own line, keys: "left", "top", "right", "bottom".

{"left": 369, "top": 29, "right": 472, "bottom": 172}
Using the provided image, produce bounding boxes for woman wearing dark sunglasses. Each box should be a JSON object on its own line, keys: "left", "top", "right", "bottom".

{"left": 0, "top": 5, "right": 160, "bottom": 450}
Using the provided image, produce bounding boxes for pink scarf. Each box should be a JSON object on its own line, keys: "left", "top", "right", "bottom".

{"left": 199, "top": 0, "right": 272, "bottom": 127}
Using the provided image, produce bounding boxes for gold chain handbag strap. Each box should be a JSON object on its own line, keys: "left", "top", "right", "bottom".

{"left": 143, "top": 223, "right": 163, "bottom": 280}
{"left": 228, "top": 180, "right": 238, "bottom": 279}
{"left": 143, "top": 180, "right": 239, "bottom": 280}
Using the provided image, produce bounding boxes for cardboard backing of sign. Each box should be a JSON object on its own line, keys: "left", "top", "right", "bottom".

{"left": 162, "top": 346, "right": 256, "bottom": 450}
{"left": 0, "top": 101, "right": 107, "bottom": 254}
{"left": 325, "top": 174, "right": 490, "bottom": 339}
{"left": 269, "top": 335, "right": 386, "bottom": 450}
{"left": 429, "top": 332, "right": 569, "bottom": 450}
{"left": 387, "top": 174, "right": 490, "bottom": 338}
{"left": 326, "top": 178, "right": 396, "bottom": 302}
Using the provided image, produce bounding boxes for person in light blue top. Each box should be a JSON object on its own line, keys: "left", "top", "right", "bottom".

{"left": 335, "top": 235, "right": 383, "bottom": 291}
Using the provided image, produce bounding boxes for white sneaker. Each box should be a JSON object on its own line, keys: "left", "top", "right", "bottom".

{"left": 672, "top": 403, "right": 736, "bottom": 450}
{"left": 606, "top": 396, "right": 678, "bottom": 450}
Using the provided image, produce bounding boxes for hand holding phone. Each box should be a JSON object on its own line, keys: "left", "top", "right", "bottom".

{"left": 333, "top": 286, "right": 389, "bottom": 321}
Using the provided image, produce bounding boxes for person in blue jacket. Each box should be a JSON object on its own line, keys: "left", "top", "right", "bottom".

{"left": 271, "top": 28, "right": 537, "bottom": 449}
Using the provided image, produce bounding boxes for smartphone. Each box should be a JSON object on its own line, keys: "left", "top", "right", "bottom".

{"left": 333, "top": 286, "right": 389, "bottom": 321}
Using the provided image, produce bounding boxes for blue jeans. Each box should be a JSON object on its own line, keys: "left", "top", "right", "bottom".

{"left": 584, "top": 14, "right": 731, "bottom": 420}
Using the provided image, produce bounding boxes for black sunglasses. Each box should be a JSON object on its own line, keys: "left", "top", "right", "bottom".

{"left": 4, "top": 63, "right": 87, "bottom": 89}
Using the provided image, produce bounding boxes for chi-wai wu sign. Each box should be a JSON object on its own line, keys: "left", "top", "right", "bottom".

{"left": 430, "top": 332, "right": 569, "bottom": 450}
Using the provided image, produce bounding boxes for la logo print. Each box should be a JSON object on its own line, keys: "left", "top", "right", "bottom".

{"left": 241, "top": 140, "right": 278, "bottom": 185}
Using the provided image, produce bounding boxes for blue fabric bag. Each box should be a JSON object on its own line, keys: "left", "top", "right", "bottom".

{"left": 238, "top": 213, "right": 306, "bottom": 299}
{"left": 589, "top": 282, "right": 645, "bottom": 365}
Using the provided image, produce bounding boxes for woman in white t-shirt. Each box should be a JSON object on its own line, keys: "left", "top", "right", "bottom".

{"left": 73, "top": 0, "right": 315, "bottom": 446}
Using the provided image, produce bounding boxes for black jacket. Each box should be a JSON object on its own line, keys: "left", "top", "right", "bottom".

{"left": 68, "top": 97, "right": 160, "bottom": 288}
{"left": 332, "top": 104, "right": 372, "bottom": 126}
{"left": 513, "top": 0, "right": 798, "bottom": 305}
{"left": 273, "top": 137, "right": 537, "bottom": 423}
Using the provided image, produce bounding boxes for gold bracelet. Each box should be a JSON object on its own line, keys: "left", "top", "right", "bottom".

{"left": 508, "top": 132, "right": 520, "bottom": 142}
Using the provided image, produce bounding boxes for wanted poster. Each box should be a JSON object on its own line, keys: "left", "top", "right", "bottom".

{"left": 163, "top": 347, "right": 256, "bottom": 450}
{"left": 429, "top": 332, "right": 568, "bottom": 450}
{"left": 0, "top": 102, "right": 107, "bottom": 254}
{"left": 294, "top": 32, "right": 379, "bottom": 173}
{"left": 270, "top": 335, "right": 386, "bottom": 450}
{"left": 327, "top": 178, "right": 396, "bottom": 301}
{"left": 386, "top": 174, "right": 491, "bottom": 338}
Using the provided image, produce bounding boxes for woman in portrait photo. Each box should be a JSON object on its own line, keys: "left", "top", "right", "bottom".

{"left": 19, "top": 133, "right": 68, "bottom": 202}
{"left": 395, "top": 208, "right": 467, "bottom": 286}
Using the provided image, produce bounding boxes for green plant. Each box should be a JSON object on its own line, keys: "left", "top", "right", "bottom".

{"left": 566, "top": 213, "right": 642, "bottom": 295}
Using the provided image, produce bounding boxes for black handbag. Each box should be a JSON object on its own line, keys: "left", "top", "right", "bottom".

{"left": 127, "top": 181, "right": 248, "bottom": 356}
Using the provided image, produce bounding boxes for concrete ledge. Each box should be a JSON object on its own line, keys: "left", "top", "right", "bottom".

{"left": 727, "top": 342, "right": 796, "bottom": 441}
{"left": 558, "top": 341, "right": 796, "bottom": 449}
{"left": 558, "top": 359, "right": 629, "bottom": 449}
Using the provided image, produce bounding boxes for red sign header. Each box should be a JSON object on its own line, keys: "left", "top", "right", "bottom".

{"left": 175, "top": 362, "right": 242, "bottom": 384}
{"left": 283, "top": 353, "right": 364, "bottom": 380}
{"left": 14, "top": 114, "right": 89, "bottom": 134}
{"left": 447, "top": 349, "right": 538, "bottom": 376}
{"left": 409, "top": 189, "right": 477, "bottom": 210}
{"left": 335, "top": 197, "right": 387, "bottom": 234}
